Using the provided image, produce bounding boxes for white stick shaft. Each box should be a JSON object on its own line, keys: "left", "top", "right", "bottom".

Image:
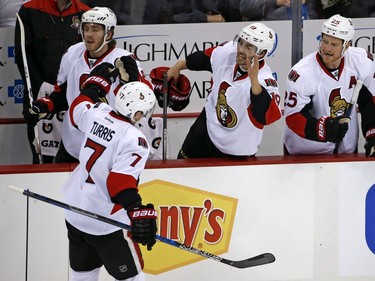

{"left": 350, "top": 80, "right": 363, "bottom": 105}
{"left": 16, "top": 13, "right": 43, "bottom": 163}
{"left": 16, "top": 14, "right": 33, "bottom": 106}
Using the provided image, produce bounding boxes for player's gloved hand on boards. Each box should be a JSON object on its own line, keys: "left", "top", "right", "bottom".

{"left": 317, "top": 116, "right": 350, "bottom": 143}
{"left": 127, "top": 202, "right": 157, "bottom": 250}
{"left": 115, "top": 55, "right": 139, "bottom": 84}
{"left": 22, "top": 97, "right": 53, "bottom": 126}
{"left": 364, "top": 135, "right": 375, "bottom": 157}
{"left": 81, "top": 62, "right": 119, "bottom": 102}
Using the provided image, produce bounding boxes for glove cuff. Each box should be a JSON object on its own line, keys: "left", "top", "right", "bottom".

{"left": 83, "top": 76, "right": 111, "bottom": 93}
{"left": 365, "top": 128, "right": 375, "bottom": 141}
{"left": 114, "top": 188, "right": 142, "bottom": 210}
{"left": 36, "top": 97, "right": 54, "bottom": 112}
{"left": 127, "top": 203, "right": 157, "bottom": 220}
{"left": 316, "top": 116, "right": 330, "bottom": 142}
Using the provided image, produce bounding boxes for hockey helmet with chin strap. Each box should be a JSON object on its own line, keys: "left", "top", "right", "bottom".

{"left": 115, "top": 81, "right": 156, "bottom": 123}
{"left": 80, "top": 7, "right": 117, "bottom": 53}
{"left": 321, "top": 14, "right": 355, "bottom": 55}
{"left": 238, "top": 22, "right": 276, "bottom": 58}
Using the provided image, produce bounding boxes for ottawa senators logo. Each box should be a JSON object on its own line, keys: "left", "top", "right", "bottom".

{"left": 329, "top": 88, "right": 349, "bottom": 117}
{"left": 146, "top": 117, "right": 156, "bottom": 129}
{"left": 71, "top": 16, "right": 80, "bottom": 29}
{"left": 56, "top": 111, "right": 65, "bottom": 122}
{"left": 288, "top": 70, "right": 300, "bottom": 82}
{"left": 138, "top": 137, "right": 148, "bottom": 149}
{"left": 152, "top": 137, "right": 161, "bottom": 150}
{"left": 215, "top": 82, "right": 237, "bottom": 128}
{"left": 41, "top": 121, "right": 53, "bottom": 134}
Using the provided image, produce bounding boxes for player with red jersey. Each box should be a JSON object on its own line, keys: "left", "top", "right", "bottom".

{"left": 167, "top": 22, "right": 282, "bottom": 158}
{"left": 63, "top": 62, "right": 157, "bottom": 281}
{"left": 284, "top": 14, "right": 375, "bottom": 156}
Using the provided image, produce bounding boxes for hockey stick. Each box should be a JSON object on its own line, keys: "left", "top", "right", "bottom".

{"left": 8, "top": 185, "right": 275, "bottom": 269}
{"left": 346, "top": 80, "right": 363, "bottom": 118}
{"left": 162, "top": 72, "right": 168, "bottom": 161}
{"left": 16, "top": 13, "right": 43, "bottom": 164}
{"left": 333, "top": 80, "right": 363, "bottom": 153}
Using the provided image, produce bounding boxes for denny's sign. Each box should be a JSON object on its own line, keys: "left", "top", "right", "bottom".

{"left": 138, "top": 180, "right": 238, "bottom": 274}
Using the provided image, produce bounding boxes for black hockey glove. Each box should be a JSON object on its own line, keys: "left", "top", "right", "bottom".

{"left": 115, "top": 55, "right": 139, "bottom": 84}
{"left": 127, "top": 202, "right": 157, "bottom": 251}
{"left": 81, "top": 62, "right": 119, "bottom": 102}
{"left": 364, "top": 135, "right": 375, "bottom": 157}
{"left": 22, "top": 97, "right": 53, "bottom": 126}
{"left": 317, "top": 116, "right": 350, "bottom": 143}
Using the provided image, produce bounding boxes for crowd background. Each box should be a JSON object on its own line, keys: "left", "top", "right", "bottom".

{"left": 1, "top": 0, "right": 374, "bottom": 29}
{"left": 81, "top": 0, "right": 374, "bottom": 24}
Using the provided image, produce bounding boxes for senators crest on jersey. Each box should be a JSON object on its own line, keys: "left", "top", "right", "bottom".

{"left": 215, "top": 82, "right": 237, "bottom": 128}
{"left": 41, "top": 121, "right": 53, "bottom": 134}
{"left": 138, "top": 137, "right": 148, "bottom": 149}
{"left": 264, "top": 78, "right": 278, "bottom": 87}
{"left": 288, "top": 70, "right": 300, "bottom": 82}
{"left": 328, "top": 88, "right": 350, "bottom": 117}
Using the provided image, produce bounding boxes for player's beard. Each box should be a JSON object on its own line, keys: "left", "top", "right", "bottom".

{"left": 85, "top": 41, "right": 101, "bottom": 54}
{"left": 320, "top": 51, "right": 342, "bottom": 68}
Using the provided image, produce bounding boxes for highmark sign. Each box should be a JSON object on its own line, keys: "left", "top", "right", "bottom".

{"left": 138, "top": 180, "right": 238, "bottom": 274}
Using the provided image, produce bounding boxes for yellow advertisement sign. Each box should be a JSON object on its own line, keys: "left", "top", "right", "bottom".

{"left": 138, "top": 179, "right": 238, "bottom": 274}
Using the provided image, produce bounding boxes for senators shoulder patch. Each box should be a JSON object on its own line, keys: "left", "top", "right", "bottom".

{"left": 138, "top": 137, "right": 148, "bottom": 149}
{"left": 288, "top": 70, "right": 300, "bottom": 82}
{"left": 264, "top": 78, "right": 278, "bottom": 87}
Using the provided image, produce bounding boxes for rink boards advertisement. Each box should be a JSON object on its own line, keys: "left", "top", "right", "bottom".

{"left": 1, "top": 159, "right": 375, "bottom": 281}
{"left": 1, "top": 18, "right": 374, "bottom": 119}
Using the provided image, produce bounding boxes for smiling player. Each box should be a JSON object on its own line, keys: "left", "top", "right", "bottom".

{"left": 284, "top": 14, "right": 375, "bottom": 156}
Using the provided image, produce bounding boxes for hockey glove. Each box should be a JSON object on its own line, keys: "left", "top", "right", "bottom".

{"left": 115, "top": 55, "right": 139, "bottom": 84}
{"left": 316, "top": 116, "right": 350, "bottom": 143}
{"left": 364, "top": 131, "right": 375, "bottom": 157}
{"left": 22, "top": 97, "right": 53, "bottom": 126}
{"left": 81, "top": 62, "right": 119, "bottom": 102}
{"left": 169, "top": 74, "right": 191, "bottom": 111}
{"left": 149, "top": 66, "right": 169, "bottom": 108}
{"left": 127, "top": 202, "right": 157, "bottom": 251}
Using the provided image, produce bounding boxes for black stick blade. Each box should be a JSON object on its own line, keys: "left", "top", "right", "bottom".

{"left": 223, "top": 253, "right": 275, "bottom": 269}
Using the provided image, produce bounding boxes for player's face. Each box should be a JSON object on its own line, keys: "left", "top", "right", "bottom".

{"left": 82, "top": 23, "right": 107, "bottom": 56}
{"left": 319, "top": 34, "right": 345, "bottom": 68}
{"left": 236, "top": 38, "right": 257, "bottom": 70}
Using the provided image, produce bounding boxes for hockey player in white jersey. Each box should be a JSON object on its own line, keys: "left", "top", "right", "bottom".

{"left": 283, "top": 14, "right": 375, "bottom": 156}
{"left": 23, "top": 6, "right": 163, "bottom": 162}
{"left": 63, "top": 62, "right": 157, "bottom": 281}
{"left": 167, "top": 22, "right": 282, "bottom": 158}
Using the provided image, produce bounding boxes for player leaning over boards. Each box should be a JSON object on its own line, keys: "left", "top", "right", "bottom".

{"left": 64, "top": 62, "right": 157, "bottom": 281}
{"left": 283, "top": 14, "right": 375, "bottom": 156}
{"left": 23, "top": 7, "right": 162, "bottom": 162}
{"left": 167, "top": 22, "right": 282, "bottom": 158}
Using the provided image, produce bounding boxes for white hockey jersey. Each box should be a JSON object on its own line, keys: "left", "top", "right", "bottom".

{"left": 284, "top": 47, "right": 375, "bottom": 154}
{"left": 63, "top": 97, "right": 150, "bottom": 235}
{"left": 55, "top": 42, "right": 159, "bottom": 159}
{"left": 205, "top": 41, "right": 281, "bottom": 156}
